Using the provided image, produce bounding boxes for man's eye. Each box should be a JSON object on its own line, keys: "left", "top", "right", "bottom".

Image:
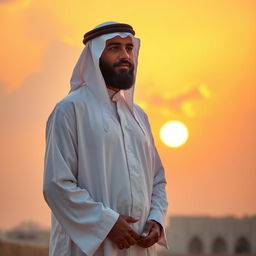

{"left": 127, "top": 47, "right": 133, "bottom": 51}
{"left": 109, "top": 47, "right": 119, "bottom": 51}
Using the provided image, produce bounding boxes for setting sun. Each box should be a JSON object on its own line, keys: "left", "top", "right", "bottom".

{"left": 160, "top": 121, "right": 189, "bottom": 148}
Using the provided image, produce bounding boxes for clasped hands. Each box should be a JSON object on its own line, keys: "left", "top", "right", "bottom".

{"left": 107, "top": 215, "right": 162, "bottom": 250}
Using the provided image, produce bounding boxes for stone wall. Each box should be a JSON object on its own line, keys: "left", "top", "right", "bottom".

{"left": 160, "top": 216, "right": 256, "bottom": 255}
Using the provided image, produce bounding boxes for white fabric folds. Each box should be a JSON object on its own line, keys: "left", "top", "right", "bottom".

{"left": 43, "top": 21, "right": 168, "bottom": 256}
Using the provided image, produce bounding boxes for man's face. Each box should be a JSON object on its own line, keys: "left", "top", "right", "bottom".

{"left": 99, "top": 36, "right": 135, "bottom": 90}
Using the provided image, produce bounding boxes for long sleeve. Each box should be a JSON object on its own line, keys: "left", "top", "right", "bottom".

{"left": 141, "top": 110, "right": 168, "bottom": 248}
{"left": 147, "top": 145, "right": 168, "bottom": 248}
{"left": 43, "top": 102, "right": 119, "bottom": 256}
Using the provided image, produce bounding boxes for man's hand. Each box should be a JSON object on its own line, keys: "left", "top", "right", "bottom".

{"left": 107, "top": 215, "right": 141, "bottom": 250}
{"left": 137, "top": 220, "right": 162, "bottom": 248}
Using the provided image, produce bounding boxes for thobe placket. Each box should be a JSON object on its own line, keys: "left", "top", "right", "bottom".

{"left": 112, "top": 93, "right": 143, "bottom": 219}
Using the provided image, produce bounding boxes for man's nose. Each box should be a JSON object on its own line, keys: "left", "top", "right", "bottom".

{"left": 119, "top": 48, "right": 130, "bottom": 59}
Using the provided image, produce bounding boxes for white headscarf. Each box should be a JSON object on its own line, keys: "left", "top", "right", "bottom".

{"left": 70, "top": 21, "right": 140, "bottom": 113}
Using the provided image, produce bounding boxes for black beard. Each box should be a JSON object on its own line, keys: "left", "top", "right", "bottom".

{"left": 99, "top": 58, "right": 135, "bottom": 90}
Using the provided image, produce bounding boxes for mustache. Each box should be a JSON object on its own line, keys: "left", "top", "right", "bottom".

{"left": 113, "top": 60, "right": 133, "bottom": 68}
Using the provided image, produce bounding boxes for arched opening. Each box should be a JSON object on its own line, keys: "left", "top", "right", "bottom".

{"left": 235, "top": 236, "right": 251, "bottom": 254}
{"left": 188, "top": 237, "right": 204, "bottom": 253}
{"left": 212, "top": 237, "right": 227, "bottom": 254}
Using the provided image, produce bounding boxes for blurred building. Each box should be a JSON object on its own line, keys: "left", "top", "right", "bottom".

{"left": 2, "top": 217, "right": 256, "bottom": 254}
{"left": 160, "top": 215, "right": 256, "bottom": 255}
{"left": 2, "top": 221, "right": 49, "bottom": 246}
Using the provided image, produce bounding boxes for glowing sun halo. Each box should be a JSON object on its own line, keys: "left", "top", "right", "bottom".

{"left": 160, "top": 121, "right": 189, "bottom": 148}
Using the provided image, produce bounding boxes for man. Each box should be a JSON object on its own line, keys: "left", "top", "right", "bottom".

{"left": 43, "top": 21, "right": 168, "bottom": 256}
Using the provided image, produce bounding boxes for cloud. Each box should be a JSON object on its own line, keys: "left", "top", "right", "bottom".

{"left": 144, "top": 83, "right": 212, "bottom": 117}
{"left": 0, "top": 0, "right": 67, "bottom": 91}
{"left": 168, "top": 84, "right": 211, "bottom": 108}
{"left": 0, "top": 40, "right": 80, "bottom": 130}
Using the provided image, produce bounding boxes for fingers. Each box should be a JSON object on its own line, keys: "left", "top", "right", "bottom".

{"left": 114, "top": 218, "right": 162, "bottom": 249}
{"left": 125, "top": 234, "right": 137, "bottom": 246}
{"left": 122, "top": 215, "right": 141, "bottom": 240}
{"left": 117, "top": 239, "right": 130, "bottom": 249}
{"left": 129, "top": 228, "right": 142, "bottom": 241}
{"left": 141, "top": 221, "right": 154, "bottom": 237}
{"left": 137, "top": 230, "right": 159, "bottom": 248}
{"left": 116, "top": 233, "right": 138, "bottom": 250}
{"left": 137, "top": 221, "right": 161, "bottom": 248}
{"left": 108, "top": 215, "right": 141, "bottom": 250}
{"left": 145, "top": 228, "right": 159, "bottom": 243}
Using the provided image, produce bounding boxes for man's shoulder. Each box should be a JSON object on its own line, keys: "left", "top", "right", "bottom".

{"left": 56, "top": 86, "right": 91, "bottom": 111}
{"left": 48, "top": 86, "right": 91, "bottom": 122}
{"left": 133, "top": 103, "right": 148, "bottom": 119}
{"left": 133, "top": 103, "right": 154, "bottom": 135}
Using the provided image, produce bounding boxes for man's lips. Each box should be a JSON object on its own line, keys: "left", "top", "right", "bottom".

{"left": 114, "top": 61, "right": 132, "bottom": 69}
{"left": 116, "top": 64, "right": 131, "bottom": 69}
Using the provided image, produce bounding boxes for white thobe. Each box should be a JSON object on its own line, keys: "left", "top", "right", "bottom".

{"left": 43, "top": 85, "right": 168, "bottom": 256}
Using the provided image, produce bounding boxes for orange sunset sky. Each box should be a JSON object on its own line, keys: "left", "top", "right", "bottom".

{"left": 0, "top": 0, "right": 255, "bottom": 230}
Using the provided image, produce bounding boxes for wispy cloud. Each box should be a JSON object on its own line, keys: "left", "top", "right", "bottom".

{"left": 144, "top": 83, "right": 212, "bottom": 117}
{"left": 0, "top": 41, "right": 79, "bottom": 128}
{"left": 0, "top": 0, "right": 67, "bottom": 92}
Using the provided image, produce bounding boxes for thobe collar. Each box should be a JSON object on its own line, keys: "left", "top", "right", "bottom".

{"left": 106, "top": 88, "right": 123, "bottom": 102}
{"left": 106, "top": 87, "right": 146, "bottom": 135}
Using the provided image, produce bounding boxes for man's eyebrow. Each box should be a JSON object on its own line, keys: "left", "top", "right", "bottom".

{"left": 107, "top": 42, "right": 121, "bottom": 47}
{"left": 107, "top": 42, "right": 134, "bottom": 47}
